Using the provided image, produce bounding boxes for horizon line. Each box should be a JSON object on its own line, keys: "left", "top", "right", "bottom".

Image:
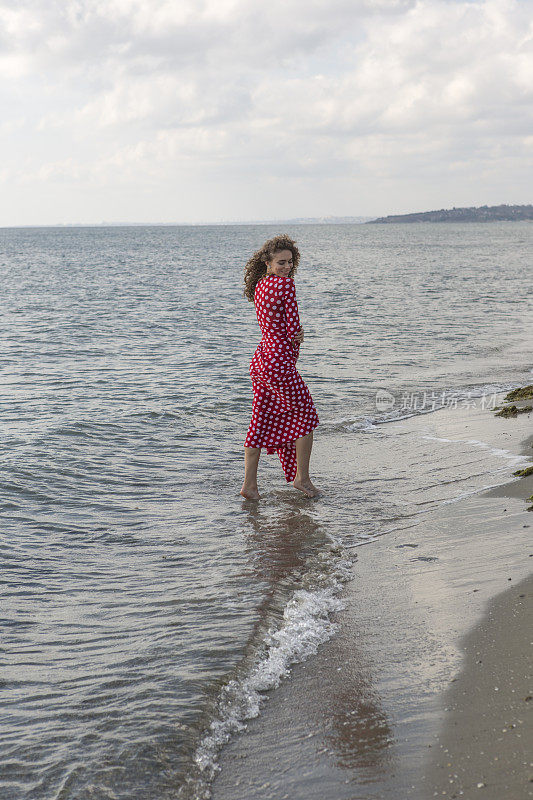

{"left": 0, "top": 217, "right": 374, "bottom": 229}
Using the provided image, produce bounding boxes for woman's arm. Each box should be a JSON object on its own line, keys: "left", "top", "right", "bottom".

{"left": 283, "top": 277, "right": 302, "bottom": 358}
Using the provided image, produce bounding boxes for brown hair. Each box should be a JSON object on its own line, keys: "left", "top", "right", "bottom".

{"left": 243, "top": 234, "right": 300, "bottom": 302}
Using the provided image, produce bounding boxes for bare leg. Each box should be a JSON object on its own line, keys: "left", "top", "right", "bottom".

{"left": 240, "top": 446, "right": 261, "bottom": 499}
{"left": 293, "top": 431, "right": 321, "bottom": 497}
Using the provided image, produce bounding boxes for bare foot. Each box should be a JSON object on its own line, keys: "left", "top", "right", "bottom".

{"left": 240, "top": 485, "right": 260, "bottom": 500}
{"left": 293, "top": 477, "right": 321, "bottom": 497}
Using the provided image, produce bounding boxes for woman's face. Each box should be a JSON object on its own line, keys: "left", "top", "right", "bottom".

{"left": 266, "top": 249, "right": 293, "bottom": 277}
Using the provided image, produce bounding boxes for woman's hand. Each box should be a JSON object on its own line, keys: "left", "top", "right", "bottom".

{"left": 292, "top": 326, "right": 304, "bottom": 345}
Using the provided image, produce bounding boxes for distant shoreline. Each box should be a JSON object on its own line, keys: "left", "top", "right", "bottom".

{"left": 367, "top": 203, "right": 533, "bottom": 224}
{"left": 2, "top": 205, "right": 532, "bottom": 228}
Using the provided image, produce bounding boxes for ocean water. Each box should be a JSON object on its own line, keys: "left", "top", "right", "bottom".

{"left": 1, "top": 222, "right": 532, "bottom": 800}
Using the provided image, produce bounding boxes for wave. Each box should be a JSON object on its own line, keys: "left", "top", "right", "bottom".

{"left": 177, "top": 537, "right": 354, "bottom": 800}
{"left": 322, "top": 381, "right": 519, "bottom": 434}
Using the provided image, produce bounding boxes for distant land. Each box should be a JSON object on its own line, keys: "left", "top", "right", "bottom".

{"left": 367, "top": 204, "right": 533, "bottom": 224}
{"left": 6, "top": 207, "right": 533, "bottom": 228}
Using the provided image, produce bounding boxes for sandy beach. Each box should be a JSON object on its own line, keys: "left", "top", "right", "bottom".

{"left": 423, "top": 573, "right": 532, "bottom": 799}
{"left": 3, "top": 221, "right": 533, "bottom": 800}
{"left": 212, "top": 390, "right": 533, "bottom": 800}
{"left": 423, "top": 399, "right": 533, "bottom": 800}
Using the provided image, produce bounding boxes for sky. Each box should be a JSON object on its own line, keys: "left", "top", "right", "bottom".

{"left": 1, "top": 0, "right": 532, "bottom": 225}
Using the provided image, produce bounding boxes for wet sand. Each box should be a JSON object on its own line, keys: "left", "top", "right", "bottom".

{"left": 423, "top": 574, "right": 532, "bottom": 799}
{"left": 212, "top": 392, "right": 533, "bottom": 800}
{"left": 422, "top": 396, "right": 533, "bottom": 800}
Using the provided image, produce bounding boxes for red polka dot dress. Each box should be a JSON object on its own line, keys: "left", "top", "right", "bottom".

{"left": 244, "top": 275, "right": 319, "bottom": 482}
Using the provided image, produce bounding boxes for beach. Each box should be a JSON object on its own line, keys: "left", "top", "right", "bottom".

{"left": 3, "top": 0, "right": 533, "bottom": 791}
{"left": 423, "top": 574, "right": 532, "bottom": 799}
{"left": 212, "top": 392, "right": 533, "bottom": 800}
{"left": 2, "top": 223, "right": 532, "bottom": 800}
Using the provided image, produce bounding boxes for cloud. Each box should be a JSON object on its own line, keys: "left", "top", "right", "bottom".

{"left": 0, "top": 0, "right": 531, "bottom": 222}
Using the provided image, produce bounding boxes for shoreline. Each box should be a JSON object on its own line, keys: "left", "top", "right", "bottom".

{"left": 423, "top": 573, "right": 532, "bottom": 799}
{"left": 423, "top": 392, "right": 533, "bottom": 799}
{"left": 211, "top": 388, "right": 533, "bottom": 800}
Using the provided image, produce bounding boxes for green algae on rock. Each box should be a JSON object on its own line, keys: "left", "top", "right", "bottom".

{"left": 512, "top": 465, "right": 533, "bottom": 477}
{"left": 495, "top": 404, "right": 533, "bottom": 418}
{"left": 504, "top": 385, "right": 533, "bottom": 402}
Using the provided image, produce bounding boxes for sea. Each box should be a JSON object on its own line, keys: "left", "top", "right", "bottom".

{"left": 1, "top": 222, "right": 532, "bottom": 800}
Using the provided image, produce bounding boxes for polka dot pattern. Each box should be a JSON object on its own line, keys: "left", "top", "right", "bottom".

{"left": 244, "top": 275, "right": 319, "bottom": 482}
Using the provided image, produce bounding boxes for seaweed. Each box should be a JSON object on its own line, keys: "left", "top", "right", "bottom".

{"left": 512, "top": 465, "right": 533, "bottom": 478}
{"left": 503, "top": 385, "right": 533, "bottom": 402}
{"left": 495, "top": 404, "right": 533, "bottom": 418}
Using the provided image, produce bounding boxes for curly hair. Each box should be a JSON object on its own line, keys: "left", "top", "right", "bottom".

{"left": 243, "top": 234, "right": 300, "bottom": 302}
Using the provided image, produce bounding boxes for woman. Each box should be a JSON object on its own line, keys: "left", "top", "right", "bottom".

{"left": 241, "top": 234, "right": 320, "bottom": 499}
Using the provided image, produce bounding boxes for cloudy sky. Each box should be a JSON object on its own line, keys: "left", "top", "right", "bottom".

{"left": 1, "top": 0, "right": 532, "bottom": 225}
